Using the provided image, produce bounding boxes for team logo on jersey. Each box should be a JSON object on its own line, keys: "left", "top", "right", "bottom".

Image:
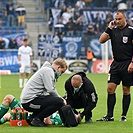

{"left": 123, "top": 37, "right": 128, "bottom": 43}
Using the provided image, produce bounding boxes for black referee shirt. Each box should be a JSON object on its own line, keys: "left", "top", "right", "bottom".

{"left": 109, "top": 24, "right": 133, "bottom": 62}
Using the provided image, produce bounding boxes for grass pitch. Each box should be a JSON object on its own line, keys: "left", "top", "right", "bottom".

{"left": 0, "top": 73, "right": 132, "bottom": 133}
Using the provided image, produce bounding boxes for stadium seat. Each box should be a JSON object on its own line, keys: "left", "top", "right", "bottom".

{"left": 0, "top": 10, "right": 3, "bottom": 17}
{"left": 1, "top": 17, "right": 7, "bottom": 26}
{"left": 3, "top": 26, "right": 11, "bottom": 34}
{"left": 17, "top": 26, "right": 24, "bottom": 33}
{"left": 11, "top": 26, "right": 17, "bottom": 33}
{"left": 0, "top": 26, "right": 2, "bottom": 31}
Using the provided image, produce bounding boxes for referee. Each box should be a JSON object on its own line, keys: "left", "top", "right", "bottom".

{"left": 97, "top": 10, "right": 133, "bottom": 122}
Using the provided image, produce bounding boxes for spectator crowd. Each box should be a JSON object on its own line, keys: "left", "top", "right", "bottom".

{"left": 0, "top": 0, "right": 133, "bottom": 50}
{"left": 0, "top": 0, "right": 26, "bottom": 27}
{"left": 0, "top": 0, "right": 26, "bottom": 49}
{"left": 47, "top": 0, "right": 133, "bottom": 40}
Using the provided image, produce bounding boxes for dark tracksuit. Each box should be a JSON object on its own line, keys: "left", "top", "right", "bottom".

{"left": 64, "top": 72, "right": 98, "bottom": 121}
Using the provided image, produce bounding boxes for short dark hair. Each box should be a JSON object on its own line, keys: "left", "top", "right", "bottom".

{"left": 115, "top": 10, "right": 126, "bottom": 16}
{"left": 23, "top": 38, "right": 28, "bottom": 41}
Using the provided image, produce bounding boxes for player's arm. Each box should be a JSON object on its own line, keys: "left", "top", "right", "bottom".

{"left": 44, "top": 116, "right": 52, "bottom": 125}
{"left": 18, "top": 55, "right": 21, "bottom": 66}
{"left": 30, "top": 55, "right": 33, "bottom": 66}
{"left": 30, "top": 55, "right": 32, "bottom": 62}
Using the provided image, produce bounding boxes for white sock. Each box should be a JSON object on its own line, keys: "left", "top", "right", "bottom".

{"left": 24, "top": 78, "right": 28, "bottom": 87}
{"left": 19, "top": 79, "right": 23, "bottom": 88}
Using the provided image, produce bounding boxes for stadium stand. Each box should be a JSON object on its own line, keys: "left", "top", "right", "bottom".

{"left": 0, "top": 0, "right": 25, "bottom": 35}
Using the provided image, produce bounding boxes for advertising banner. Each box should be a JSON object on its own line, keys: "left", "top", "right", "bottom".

{"left": 0, "top": 50, "right": 40, "bottom": 73}
{"left": 0, "top": 50, "right": 19, "bottom": 73}
{"left": 61, "top": 36, "right": 84, "bottom": 59}
{"left": 82, "top": 9, "right": 133, "bottom": 25}
{"left": 38, "top": 34, "right": 62, "bottom": 60}
{"left": 65, "top": 60, "right": 88, "bottom": 74}
{"left": 93, "top": 59, "right": 112, "bottom": 73}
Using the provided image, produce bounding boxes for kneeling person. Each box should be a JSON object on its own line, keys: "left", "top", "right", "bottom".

{"left": 64, "top": 72, "right": 98, "bottom": 123}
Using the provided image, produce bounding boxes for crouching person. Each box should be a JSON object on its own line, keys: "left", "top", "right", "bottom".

{"left": 64, "top": 72, "right": 98, "bottom": 123}
{"left": 20, "top": 58, "right": 68, "bottom": 127}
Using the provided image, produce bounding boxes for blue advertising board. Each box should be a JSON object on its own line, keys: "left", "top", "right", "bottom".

{"left": 0, "top": 50, "right": 19, "bottom": 72}
{"left": 38, "top": 34, "right": 112, "bottom": 59}
{"left": 61, "top": 36, "right": 84, "bottom": 59}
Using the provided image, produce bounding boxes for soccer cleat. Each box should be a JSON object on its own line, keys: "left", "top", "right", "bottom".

{"left": 31, "top": 117, "right": 47, "bottom": 127}
{"left": 26, "top": 115, "right": 34, "bottom": 126}
{"left": 85, "top": 118, "right": 92, "bottom": 123}
{"left": 120, "top": 116, "right": 127, "bottom": 122}
{"left": 96, "top": 115, "right": 114, "bottom": 122}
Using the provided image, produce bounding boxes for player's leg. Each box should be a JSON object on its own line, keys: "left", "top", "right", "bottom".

{"left": 0, "top": 94, "right": 22, "bottom": 123}
{"left": 0, "top": 94, "right": 15, "bottom": 119}
{"left": 96, "top": 82, "right": 117, "bottom": 121}
{"left": 19, "top": 73, "right": 23, "bottom": 88}
{"left": 120, "top": 67, "right": 132, "bottom": 122}
{"left": 96, "top": 61, "right": 120, "bottom": 122}
{"left": 107, "top": 82, "right": 117, "bottom": 118}
{"left": 0, "top": 113, "right": 11, "bottom": 124}
{"left": 0, "top": 95, "right": 12, "bottom": 119}
{"left": 9, "top": 96, "right": 22, "bottom": 110}
{"left": 19, "top": 64, "right": 25, "bottom": 88}
{"left": 24, "top": 73, "right": 29, "bottom": 87}
{"left": 120, "top": 86, "right": 131, "bottom": 122}
{"left": 24, "top": 65, "right": 31, "bottom": 87}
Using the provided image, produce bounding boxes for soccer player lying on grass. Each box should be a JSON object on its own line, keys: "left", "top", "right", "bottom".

{"left": 44, "top": 111, "right": 81, "bottom": 125}
{"left": 0, "top": 94, "right": 22, "bottom": 124}
{"left": 1, "top": 110, "right": 82, "bottom": 126}
{"left": 0, "top": 94, "right": 82, "bottom": 125}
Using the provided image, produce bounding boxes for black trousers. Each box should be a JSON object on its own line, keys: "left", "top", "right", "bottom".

{"left": 22, "top": 95, "right": 64, "bottom": 121}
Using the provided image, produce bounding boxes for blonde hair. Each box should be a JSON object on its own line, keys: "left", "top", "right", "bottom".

{"left": 53, "top": 58, "right": 67, "bottom": 70}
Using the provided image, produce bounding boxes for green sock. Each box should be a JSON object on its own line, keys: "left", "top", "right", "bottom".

{"left": 10, "top": 98, "right": 22, "bottom": 110}
{"left": 0, "top": 117, "right": 6, "bottom": 124}
{"left": 0, "top": 104, "right": 9, "bottom": 119}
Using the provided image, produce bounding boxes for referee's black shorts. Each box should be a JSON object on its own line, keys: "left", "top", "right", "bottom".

{"left": 108, "top": 60, "right": 133, "bottom": 86}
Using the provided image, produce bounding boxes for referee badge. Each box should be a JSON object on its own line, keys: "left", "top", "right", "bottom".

{"left": 123, "top": 37, "right": 128, "bottom": 43}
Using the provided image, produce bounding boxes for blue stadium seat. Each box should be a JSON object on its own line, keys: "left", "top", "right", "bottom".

{"left": 0, "top": 10, "right": 3, "bottom": 17}
{"left": 1, "top": 18, "right": 7, "bottom": 26}
{"left": 0, "top": 26, "right": 2, "bottom": 32}
{"left": 3, "top": 26, "right": 11, "bottom": 34}
{"left": 17, "top": 26, "right": 24, "bottom": 33}
{"left": 11, "top": 26, "right": 17, "bottom": 33}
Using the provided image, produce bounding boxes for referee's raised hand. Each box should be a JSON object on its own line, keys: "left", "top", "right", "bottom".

{"left": 128, "top": 62, "right": 133, "bottom": 73}
{"left": 108, "top": 20, "right": 116, "bottom": 29}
